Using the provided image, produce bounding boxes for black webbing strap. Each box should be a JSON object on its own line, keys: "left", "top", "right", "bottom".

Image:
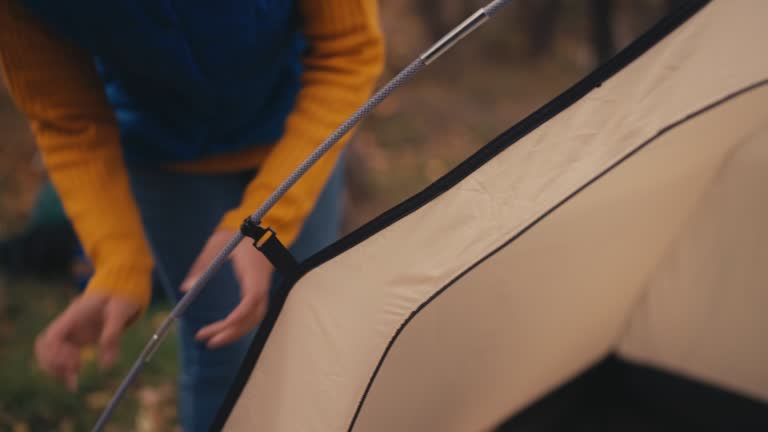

{"left": 240, "top": 218, "right": 299, "bottom": 277}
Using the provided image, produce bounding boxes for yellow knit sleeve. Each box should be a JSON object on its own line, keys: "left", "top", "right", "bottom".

{"left": 0, "top": 0, "right": 154, "bottom": 308}
{"left": 217, "top": 0, "right": 385, "bottom": 245}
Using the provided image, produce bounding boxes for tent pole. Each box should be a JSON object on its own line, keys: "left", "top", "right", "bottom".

{"left": 91, "top": 0, "right": 513, "bottom": 430}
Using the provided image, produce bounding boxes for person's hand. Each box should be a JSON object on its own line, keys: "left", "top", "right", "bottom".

{"left": 35, "top": 293, "right": 140, "bottom": 391}
{"left": 181, "top": 229, "right": 273, "bottom": 349}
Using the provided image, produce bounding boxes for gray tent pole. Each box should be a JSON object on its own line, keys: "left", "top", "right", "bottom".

{"left": 91, "top": 1, "right": 513, "bottom": 430}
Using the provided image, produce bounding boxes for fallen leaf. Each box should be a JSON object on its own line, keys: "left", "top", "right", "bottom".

{"left": 12, "top": 422, "right": 29, "bottom": 432}
{"left": 85, "top": 391, "right": 112, "bottom": 410}
{"left": 59, "top": 418, "right": 75, "bottom": 432}
{"left": 80, "top": 346, "right": 96, "bottom": 363}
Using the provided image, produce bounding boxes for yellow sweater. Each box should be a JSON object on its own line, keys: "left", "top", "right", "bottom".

{"left": 0, "top": 0, "right": 385, "bottom": 308}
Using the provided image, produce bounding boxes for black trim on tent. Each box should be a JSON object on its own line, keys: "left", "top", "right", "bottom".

{"left": 210, "top": 1, "right": 711, "bottom": 429}
{"left": 348, "top": 80, "right": 768, "bottom": 431}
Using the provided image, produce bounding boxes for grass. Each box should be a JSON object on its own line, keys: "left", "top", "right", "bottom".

{"left": 0, "top": 274, "right": 179, "bottom": 431}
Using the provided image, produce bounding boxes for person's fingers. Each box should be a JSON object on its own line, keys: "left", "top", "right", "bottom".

{"left": 43, "top": 300, "right": 82, "bottom": 341}
{"left": 34, "top": 298, "right": 92, "bottom": 378}
{"left": 36, "top": 330, "right": 81, "bottom": 390}
{"left": 66, "top": 371, "right": 78, "bottom": 392}
{"left": 199, "top": 295, "right": 268, "bottom": 349}
{"left": 206, "top": 302, "right": 267, "bottom": 349}
{"left": 33, "top": 293, "right": 140, "bottom": 391}
{"left": 49, "top": 338, "right": 71, "bottom": 379}
{"left": 59, "top": 343, "right": 81, "bottom": 392}
{"left": 194, "top": 294, "right": 259, "bottom": 342}
{"left": 45, "top": 338, "right": 80, "bottom": 390}
{"left": 197, "top": 242, "right": 271, "bottom": 348}
{"left": 98, "top": 299, "right": 137, "bottom": 369}
{"left": 188, "top": 229, "right": 271, "bottom": 348}
{"left": 205, "top": 328, "right": 243, "bottom": 350}
{"left": 222, "top": 293, "right": 262, "bottom": 326}
{"left": 194, "top": 319, "right": 228, "bottom": 341}
{"left": 34, "top": 331, "right": 57, "bottom": 376}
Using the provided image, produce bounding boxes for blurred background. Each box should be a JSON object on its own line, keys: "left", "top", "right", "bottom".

{"left": 0, "top": 1, "right": 678, "bottom": 430}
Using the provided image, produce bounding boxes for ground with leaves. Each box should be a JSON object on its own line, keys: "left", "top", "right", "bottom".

{"left": 0, "top": 275, "right": 178, "bottom": 431}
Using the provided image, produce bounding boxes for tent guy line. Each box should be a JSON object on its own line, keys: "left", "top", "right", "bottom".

{"left": 91, "top": 0, "right": 514, "bottom": 430}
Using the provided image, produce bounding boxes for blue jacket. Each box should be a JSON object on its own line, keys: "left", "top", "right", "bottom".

{"left": 20, "top": 0, "right": 305, "bottom": 165}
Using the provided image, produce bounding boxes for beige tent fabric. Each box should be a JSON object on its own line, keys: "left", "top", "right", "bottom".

{"left": 223, "top": 1, "right": 768, "bottom": 430}
{"left": 351, "top": 86, "right": 768, "bottom": 432}
{"left": 618, "top": 123, "right": 768, "bottom": 402}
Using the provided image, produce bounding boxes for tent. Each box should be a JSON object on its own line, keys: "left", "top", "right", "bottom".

{"left": 212, "top": 0, "right": 768, "bottom": 430}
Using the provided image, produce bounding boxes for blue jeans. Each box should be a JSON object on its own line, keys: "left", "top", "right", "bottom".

{"left": 128, "top": 163, "right": 344, "bottom": 432}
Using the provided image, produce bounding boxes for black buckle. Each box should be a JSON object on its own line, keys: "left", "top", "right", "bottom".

{"left": 240, "top": 217, "right": 268, "bottom": 244}
{"left": 240, "top": 218, "right": 299, "bottom": 276}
